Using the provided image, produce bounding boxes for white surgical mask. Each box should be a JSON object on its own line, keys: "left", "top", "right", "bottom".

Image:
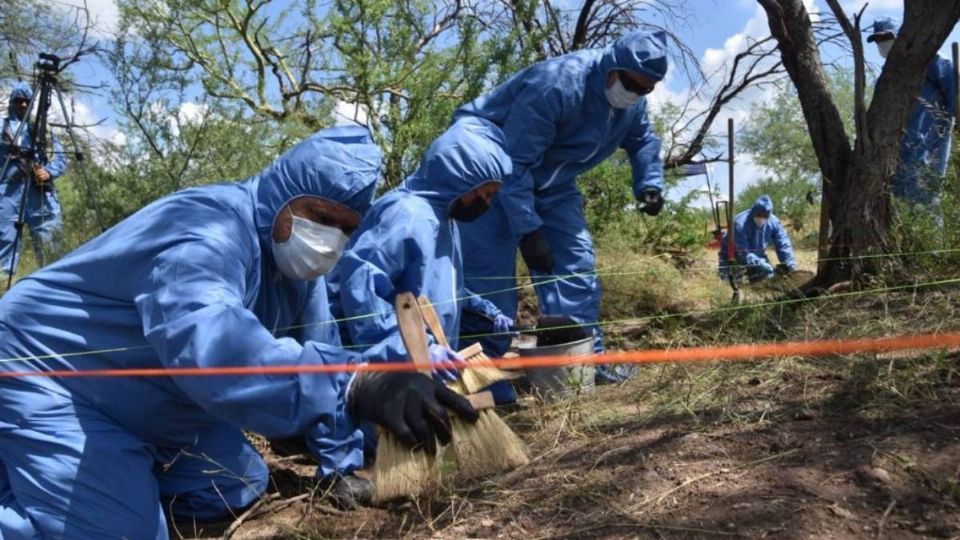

{"left": 605, "top": 78, "right": 641, "bottom": 109}
{"left": 753, "top": 217, "right": 768, "bottom": 228}
{"left": 272, "top": 213, "right": 349, "bottom": 281}
{"left": 877, "top": 40, "right": 893, "bottom": 58}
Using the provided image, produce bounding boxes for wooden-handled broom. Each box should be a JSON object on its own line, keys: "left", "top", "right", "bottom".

{"left": 416, "top": 295, "right": 529, "bottom": 480}
{"left": 373, "top": 293, "right": 529, "bottom": 502}
{"left": 371, "top": 292, "right": 442, "bottom": 503}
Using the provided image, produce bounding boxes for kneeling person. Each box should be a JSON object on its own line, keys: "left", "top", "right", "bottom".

{"left": 719, "top": 194, "right": 796, "bottom": 282}
{"left": 0, "top": 126, "right": 476, "bottom": 539}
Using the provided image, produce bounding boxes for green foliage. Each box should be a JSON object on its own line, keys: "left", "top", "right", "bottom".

{"left": 53, "top": 107, "right": 274, "bottom": 254}
{"left": 0, "top": 0, "right": 89, "bottom": 83}
{"left": 27, "top": 0, "right": 708, "bottom": 278}
{"left": 580, "top": 154, "right": 635, "bottom": 235}
{"left": 941, "top": 152, "right": 960, "bottom": 251}
{"left": 739, "top": 68, "right": 858, "bottom": 231}
{"left": 580, "top": 151, "right": 710, "bottom": 253}
{"left": 736, "top": 178, "right": 817, "bottom": 232}
{"left": 639, "top": 190, "right": 712, "bottom": 254}
{"left": 891, "top": 144, "right": 960, "bottom": 275}
{"left": 112, "top": 0, "right": 543, "bottom": 191}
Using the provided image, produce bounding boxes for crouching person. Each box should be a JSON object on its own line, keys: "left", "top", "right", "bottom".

{"left": 0, "top": 126, "right": 476, "bottom": 539}
{"left": 719, "top": 195, "right": 796, "bottom": 282}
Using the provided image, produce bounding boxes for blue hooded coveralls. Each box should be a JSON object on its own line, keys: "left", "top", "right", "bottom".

{"left": 869, "top": 17, "right": 957, "bottom": 209}
{"left": 453, "top": 31, "right": 668, "bottom": 365}
{"left": 318, "top": 118, "right": 510, "bottom": 470}
{"left": 0, "top": 126, "right": 381, "bottom": 539}
{"left": 338, "top": 116, "right": 511, "bottom": 362}
{"left": 1, "top": 83, "right": 67, "bottom": 273}
{"left": 718, "top": 195, "right": 796, "bottom": 281}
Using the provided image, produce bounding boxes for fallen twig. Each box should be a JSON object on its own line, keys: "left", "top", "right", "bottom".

{"left": 222, "top": 492, "right": 280, "bottom": 539}
{"left": 876, "top": 499, "right": 896, "bottom": 540}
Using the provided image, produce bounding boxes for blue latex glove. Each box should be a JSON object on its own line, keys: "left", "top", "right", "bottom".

{"left": 759, "top": 261, "right": 775, "bottom": 277}
{"left": 493, "top": 314, "right": 514, "bottom": 334}
{"left": 428, "top": 344, "right": 462, "bottom": 384}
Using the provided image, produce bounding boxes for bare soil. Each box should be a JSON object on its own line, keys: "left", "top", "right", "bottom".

{"left": 179, "top": 362, "right": 959, "bottom": 539}
{"left": 179, "top": 285, "right": 960, "bottom": 540}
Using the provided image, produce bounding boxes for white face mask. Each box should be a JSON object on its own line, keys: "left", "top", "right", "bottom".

{"left": 272, "top": 213, "right": 349, "bottom": 281}
{"left": 753, "top": 216, "right": 768, "bottom": 228}
{"left": 605, "top": 78, "right": 641, "bottom": 109}
{"left": 877, "top": 40, "right": 893, "bottom": 58}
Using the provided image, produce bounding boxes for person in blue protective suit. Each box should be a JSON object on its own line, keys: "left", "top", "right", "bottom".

{"left": 454, "top": 30, "right": 668, "bottom": 385}
{"left": 323, "top": 117, "right": 512, "bottom": 498}
{"left": 0, "top": 125, "right": 477, "bottom": 539}
{"left": 339, "top": 116, "right": 512, "bottom": 363}
{"left": 718, "top": 195, "right": 796, "bottom": 283}
{"left": 0, "top": 82, "right": 67, "bottom": 275}
{"left": 867, "top": 17, "right": 957, "bottom": 213}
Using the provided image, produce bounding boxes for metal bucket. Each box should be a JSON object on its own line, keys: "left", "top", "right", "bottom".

{"left": 518, "top": 336, "right": 595, "bottom": 402}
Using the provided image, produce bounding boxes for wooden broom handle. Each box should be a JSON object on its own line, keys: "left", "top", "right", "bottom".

{"left": 416, "top": 296, "right": 451, "bottom": 349}
{"left": 404, "top": 294, "right": 495, "bottom": 410}
{"left": 394, "top": 292, "right": 432, "bottom": 376}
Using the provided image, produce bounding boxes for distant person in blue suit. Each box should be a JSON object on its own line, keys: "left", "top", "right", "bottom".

{"left": 719, "top": 195, "right": 796, "bottom": 282}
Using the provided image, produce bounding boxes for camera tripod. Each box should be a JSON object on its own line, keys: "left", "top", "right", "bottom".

{"left": 0, "top": 53, "right": 105, "bottom": 290}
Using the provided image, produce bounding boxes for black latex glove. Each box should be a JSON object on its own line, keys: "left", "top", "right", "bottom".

{"left": 519, "top": 229, "right": 553, "bottom": 273}
{"left": 638, "top": 188, "right": 664, "bottom": 216}
{"left": 348, "top": 372, "right": 478, "bottom": 453}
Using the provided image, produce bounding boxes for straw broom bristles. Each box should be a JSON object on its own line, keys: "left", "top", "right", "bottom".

{"left": 450, "top": 410, "right": 529, "bottom": 480}
{"left": 449, "top": 343, "right": 529, "bottom": 479}
{"left": 373, "top": 294, "right": 529, "bottom": 502}
{"left": 372, "top": 293, "right": 445, "bottom": 504}
{"left": 448, "top": 395, "right": 529, "bottom": 480}
{"left": 415, "top": 295, "right": 528, "bottom": 479}
{"left": 372, "top": 429, "right": 442, "bottom": 503}
{"left": 457, "top": 342, "right": 522, "bottom": 395}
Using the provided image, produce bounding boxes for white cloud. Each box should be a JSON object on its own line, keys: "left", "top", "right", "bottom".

{"left": 48, "top": 0, "right": 120, "bottom": 38}
{"left": 0, "top": 88, "right": 126, "bottom": 149}
{"left": 176, "top": 102, "right": 208, "bottom": 126}
{"left": 332, "top": 100, "right": 370, "bottom": 127}
{"left": 674, "top": 154, "right": 767, "bottom": 210}
{"left": 79, "top": 0, "right": 120, "bottom": 38}
{"left": 653, "top": 3, "right": 810, "bottom": 202}
{"left": 54, "top": 96, "right": 127, "bottom": 149}
{"left": 653, "top": 4, "right": 778, "bottom": 147}
{"left": 840, "top": 0, "right": 902, "bottom": 13}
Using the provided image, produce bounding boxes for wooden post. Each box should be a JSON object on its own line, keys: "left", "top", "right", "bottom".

{"left": 953, "top": 43, "right": 959, "bottom": 128}
{"left": 727, "top": 118, "right": 736, "bottom": 265}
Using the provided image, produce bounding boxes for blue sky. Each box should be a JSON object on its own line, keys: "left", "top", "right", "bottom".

{"left": 44, "top": 0, "right": 960, "bottom": 206}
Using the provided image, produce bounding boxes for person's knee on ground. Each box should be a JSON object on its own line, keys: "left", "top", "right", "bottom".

{"left": 157, "top": 425, "right": 269, "bottom": 523}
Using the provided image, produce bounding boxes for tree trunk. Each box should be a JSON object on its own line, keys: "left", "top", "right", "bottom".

{"left": 819, "top": 162, "right": 893, "bottom": 284}
{"left": 757, "top": 0, "right": 960, "bottom": 287}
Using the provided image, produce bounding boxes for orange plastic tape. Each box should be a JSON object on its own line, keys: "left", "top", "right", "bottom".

{"left": 0, "top": 332, "right": 957, "bottom": 379}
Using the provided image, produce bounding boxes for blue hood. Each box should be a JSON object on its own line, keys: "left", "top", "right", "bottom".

{"left": 752, "top": 195, "right": 774, "bottom": 216}
{"left": 8, "top": 82, "right": 31, "bottom": 118}
{"left": 596, "top": 30, "right": 669, "bottom": 83}
{"left": 401, "top": 117, "right": 512, "bottom": 212}
{"left": 866, "top": 17, "right": 899, "bottom": 42}
{"left": 253, "top": 125, "right": 382, "bottom": 248}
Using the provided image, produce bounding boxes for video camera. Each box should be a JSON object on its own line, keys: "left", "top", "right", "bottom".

{"left": 36, "top": 53, "right": 61, "bottom": 75}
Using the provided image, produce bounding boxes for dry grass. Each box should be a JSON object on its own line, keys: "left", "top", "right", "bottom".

{"left": 208, "top": 273, "right": 960, "bottom": 538}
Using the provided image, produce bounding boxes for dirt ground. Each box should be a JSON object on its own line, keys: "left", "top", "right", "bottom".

{"left": 175, "top": 275, "right": 960, "bottom": 539}
{"left": 177, "top": 353, "right": 960, "bottom": 539}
